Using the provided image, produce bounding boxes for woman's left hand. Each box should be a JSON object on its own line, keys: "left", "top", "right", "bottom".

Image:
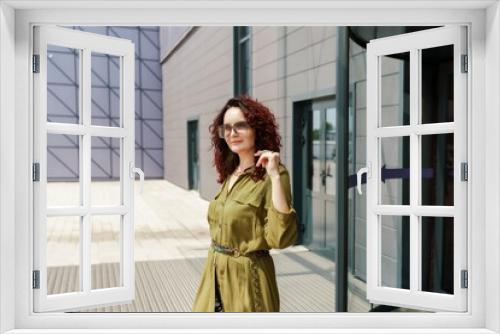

{"left": 255, "top": 150, "right": 280, "bottom": 178}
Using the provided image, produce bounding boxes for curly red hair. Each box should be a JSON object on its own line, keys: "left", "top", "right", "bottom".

{"left": 209, "top": 95, "right": 282, "bottom": 184}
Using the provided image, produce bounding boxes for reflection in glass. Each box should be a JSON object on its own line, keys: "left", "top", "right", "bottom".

{"left": 380, "top": 52, "right": 410, "bottom": 127}
{"left": 235, "top": 27, "right": 251, "bottom": 95}
{"left": 380, "top": 136, "right": 410, "bottom": 205}
{"left": 421, "top": 134, "right": 454, "bottom": 206}
{"left": 346, "top": 82, "right": 369, "bottom": 311}
{"left": 47, "top": 216, "right": 81, "bottom": 295}
{"left": 241, "top": 40, "right": 250, "bottom": 94}
{"left": 380, "top": 215, "right": 410, "bottom": 289}
{"left": 47, "top": 44, "right": 80, "bottom": 124}
{"left": 91, "top": 52, "right": 121, "bottom": 127}
{"left": 421, "top": 45, "right": 454, "bottom": 124}
{"left": 421, "top": 217, "right": 454, "bottom": 294}
{"left": 312, "top": 109, "right": 322, "bottom": 192}
{"left": 91, "top": 215, "right": 122, "bottom": 289}
{"left": 325, "top": 107, "right": 336, "bottom": 195}
{"left": 47, "top": 133, "right": 81, "bottom": 207}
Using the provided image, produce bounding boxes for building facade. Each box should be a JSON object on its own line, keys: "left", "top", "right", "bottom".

{"left": 160, "top": 26, "right": 453, "bottom": 312}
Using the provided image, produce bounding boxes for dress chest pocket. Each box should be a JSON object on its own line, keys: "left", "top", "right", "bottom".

{"left": 229, "top": 193, "right": 262, "bottom": 242}
{"left": 232, "top": 193, "right": 262, "bottom": 209}
{"left": 230, "top": 193, "right": 263, "bottom": 228}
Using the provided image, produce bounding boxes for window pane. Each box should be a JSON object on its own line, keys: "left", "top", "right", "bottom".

{"left": 91, "top": 215, "right": 122, "bottom": 289}
{"left": 312, "top": 109, "right": 322, "bottom": 192}
{"left": 91, "top": 137, "right": 122, "bottom": 206}
{"left": 240, "top": 40, "right": 250, "bottom": 94}
{"left": 421, "top": 134, "right": 454, "bottom": 206}
{"left": 47, "top": 216, "right": 81, "bottom": 295}
{"left": 91, "top": 52, "right": 121, "bottom": 127}
{"left": 239, "top": 26, "right": 250, "bottom": 39}
{"left": 47, "top": 45, "right": 80, "bottom": 124}
{"left": 380, "top": 215, "right": 410, "bottom": 289}
{"left": 421, "top": 45, "right": 454, "bottom": 124}
{"left": 421, "top": 216, "right": 454, "bottom": 294}
{"left": 325, "top": 107, "right": 336, "bottom": 196}
{"left": 47, "top": 133, "right": 81, "bottom": 207}
{"left": 380, "top": 52, "right": 410, "bottom": 127}
{"left": 347, "top": 66, "right": 370, "bottom": 311}
{"left": 380, "top": 136, "right": 410, "bottom": 205}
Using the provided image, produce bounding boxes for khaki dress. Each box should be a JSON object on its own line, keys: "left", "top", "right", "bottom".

{"left": 192, "top": 163, "right": 298, "bottom": 312}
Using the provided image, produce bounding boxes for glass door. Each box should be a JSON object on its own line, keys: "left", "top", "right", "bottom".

{"left": 307, "top": 98, "right": 336, "bottom": 253}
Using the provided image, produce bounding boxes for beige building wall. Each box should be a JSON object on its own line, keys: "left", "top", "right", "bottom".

{"left": 253, "top": 27, "right": 336, "bottom": 184}
{"left": 160, "top": 26, "right": 338, "bottom": 200}
{"left": 160, "top": 27, "right": 233, "bottom": 199}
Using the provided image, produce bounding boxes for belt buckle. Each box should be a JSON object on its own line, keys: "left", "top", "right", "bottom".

{"left": 233, "top": 248, "right": 241, "bottom": 257}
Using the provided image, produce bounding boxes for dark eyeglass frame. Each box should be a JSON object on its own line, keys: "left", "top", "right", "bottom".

{"left": 218, "top": 121, "right": 251, "bottom": 138}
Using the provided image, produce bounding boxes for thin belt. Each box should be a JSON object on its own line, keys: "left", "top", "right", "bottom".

{"left": 210, "top": 240, "right": 269, "bottom": 258}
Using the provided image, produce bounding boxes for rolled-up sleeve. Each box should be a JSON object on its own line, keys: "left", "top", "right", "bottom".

{"left": 263, "top": 165, "right": 298, "bottom": 249}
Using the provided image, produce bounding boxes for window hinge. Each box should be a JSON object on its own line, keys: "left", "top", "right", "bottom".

{"left": 32, "top": 270, "right": 40, "bottom": 289}
{"left": 461, "top": 162, "right": 468, "bottom": 181}
{"left": 32, "top": 55, "right": 40, "bottom": 73}
{"left": 461, "top": 269, "right": 468, "bottom": 289}
{"left": 461, "top": 54, "right": 468, "bottom": 73}
{"left": 33, "top": 162, "right": 40, "bottom": 182}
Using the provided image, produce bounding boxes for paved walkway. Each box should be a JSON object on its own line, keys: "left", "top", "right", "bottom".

{"left": 47, "top": 180, "right": 339, "bottom": 312}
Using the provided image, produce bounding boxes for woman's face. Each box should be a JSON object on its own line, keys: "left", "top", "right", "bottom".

{"left": 222, "top": 107, "right": 256, "bottom": 154}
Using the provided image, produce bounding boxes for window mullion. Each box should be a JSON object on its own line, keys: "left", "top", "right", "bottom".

{"left": 81, "top": 48, "right": 91, "bottom": 294}
{"left": 122, "top": 47, "right": 135, "bottom": 292}
{"left": 409, "top": 48, "right": 420, "bottom": 292}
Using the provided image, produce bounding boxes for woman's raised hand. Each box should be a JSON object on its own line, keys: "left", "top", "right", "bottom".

{"left": 254, "top": 150, "right": 280, "bottom": 178}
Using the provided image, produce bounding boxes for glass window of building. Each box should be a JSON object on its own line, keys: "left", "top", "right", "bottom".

{"left": 233, "top": 26, "right": 252, "bottom": 96}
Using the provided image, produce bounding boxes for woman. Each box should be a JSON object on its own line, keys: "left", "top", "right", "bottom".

{"left": 192, "top": 95, "right": 298, "bottom": 312}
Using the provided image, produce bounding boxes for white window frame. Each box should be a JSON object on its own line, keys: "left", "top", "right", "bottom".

{"left": 365, "top": 26, "right": 468, "bottom": 312}
{"left": 33, "top": 25, "right": 136, "bottom": 312}
{"left": 0, "top": 1, "right": 498, "bottom": 333}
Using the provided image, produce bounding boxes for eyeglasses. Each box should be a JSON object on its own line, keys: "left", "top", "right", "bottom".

{"left": 218, "top": 121, "right": 251, "bottom": 138}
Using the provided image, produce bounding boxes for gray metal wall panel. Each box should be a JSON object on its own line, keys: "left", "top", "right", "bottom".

{"left": 46, "top": 26, "right": 164, "bottom": 181}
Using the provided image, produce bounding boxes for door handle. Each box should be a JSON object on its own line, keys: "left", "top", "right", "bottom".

{"left": 356, "top": 163, "right": 371, "bottom": 195}
{"left": 320, "top": 170, "right": 326, "bottom": 186}
{"left": 326, "top": 164, "right": 333, "bottom": 177}
{"left": 129, "top": 162, "right": 145, "bottom": 194}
